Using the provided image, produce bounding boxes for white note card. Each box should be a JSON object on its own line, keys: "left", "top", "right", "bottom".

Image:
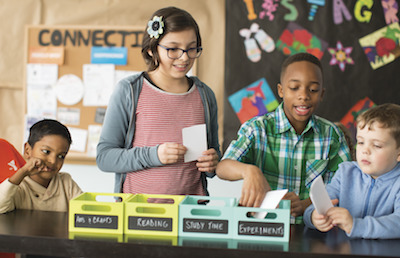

{"left": 310, "top": 175, "right": 333, "bottom": 215}
{"left": 182, "top": 124, "right": 207, "bottom": 163}
{"left": 254, "top": 189, "right": 288, "bottom": 219}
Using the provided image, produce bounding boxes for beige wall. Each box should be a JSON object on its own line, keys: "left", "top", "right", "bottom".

{"left": 0, "top": 0, "right": 225, "bottom": 153}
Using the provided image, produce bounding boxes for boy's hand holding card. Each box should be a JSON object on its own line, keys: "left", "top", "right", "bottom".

{"left": 310, "top": 175, "right": 333, "bottom": 215}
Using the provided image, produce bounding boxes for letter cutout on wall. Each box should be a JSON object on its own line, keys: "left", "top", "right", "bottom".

{"left": 333, "top": 0, "right": 352, "bottom": 24}
{"left": 243, "top": 0, "right": 258, "bottom": 20}
{"left": 281, "top": 0, "right": 299, "bottom": 21}
{"left": 381, "top": 0, "right": 399, "bottom": 24}
{"left": 354, "top": 0, "right": 374, "bottom": 23}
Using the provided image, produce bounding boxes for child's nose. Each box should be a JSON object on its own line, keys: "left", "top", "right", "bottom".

{"left": 179, "top": 51, "right": 190, "bottom": 60}
{"left": 46, "top": 155, "right": 57, "bottom": 165}
{"left": 298, "top": 88, "right": 310, "bottom": 100}
{"left": 362, "top": 146, "right": 370, "bottom": 154}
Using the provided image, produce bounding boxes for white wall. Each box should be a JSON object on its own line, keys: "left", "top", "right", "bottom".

{"left": 63, "top": 164, "right": 243, "bottom": 199}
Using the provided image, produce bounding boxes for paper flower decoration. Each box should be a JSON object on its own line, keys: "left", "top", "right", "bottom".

{"left": 147, "top": 16, "right": 164, "bottom": 39}
{"left": 328, "top": 41, "right": 354, "bottom": 72}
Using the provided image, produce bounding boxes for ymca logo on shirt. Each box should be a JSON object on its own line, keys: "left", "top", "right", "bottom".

{"left": 7, "top": 160, "right": 18, "bottom": 171}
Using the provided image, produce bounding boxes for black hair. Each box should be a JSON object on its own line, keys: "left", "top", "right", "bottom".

{"left": 280, "top": 52, "right": 323, "bottom": 81}
{"left": 27, "top": 119, "right": 72, "bottom": 148}
{"left": 142, "top": 6, "right": 202, "bottom": 71}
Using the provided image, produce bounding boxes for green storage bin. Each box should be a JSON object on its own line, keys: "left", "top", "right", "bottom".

{"left": 124, "top": 194, "right": 185, "bottom": 237}
{"left": 232, "top": 200, "right": 290, "bottom": 242}
{"left": 69, "top": 192, "right": 132, "bottom": 235}
{"left": 178, "top": 195, "right": 237, "bottom": 239}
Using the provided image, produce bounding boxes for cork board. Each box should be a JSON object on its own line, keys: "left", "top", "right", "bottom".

{"left": 25, "top": 25, "right": 147, "bottom": 164}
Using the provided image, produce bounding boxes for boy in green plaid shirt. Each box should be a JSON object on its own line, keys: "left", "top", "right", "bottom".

{"left": 217, "top": 53, "right": 351, "bottom": 223}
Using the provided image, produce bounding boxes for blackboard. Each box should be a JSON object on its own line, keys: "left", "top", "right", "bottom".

{"left": 74, "top": 214, "right": 118, "bottom": 229}
{"left": 224, "top": 1, "right": 400, "bottom": 149}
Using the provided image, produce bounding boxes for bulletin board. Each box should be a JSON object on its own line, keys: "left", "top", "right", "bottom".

{"left": 24, "top": 25, "right": 147, "bottom": 164}
{"left": 224, "top": 1, "right": 400, "bottom": 150}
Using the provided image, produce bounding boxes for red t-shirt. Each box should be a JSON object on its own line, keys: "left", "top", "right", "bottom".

{"left": 0, "top": 139, "right": 26, "bottom": 183}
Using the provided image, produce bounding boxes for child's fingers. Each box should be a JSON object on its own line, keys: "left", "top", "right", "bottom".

{"left": 331, "top": 199, "right": 339, "bottom": 206}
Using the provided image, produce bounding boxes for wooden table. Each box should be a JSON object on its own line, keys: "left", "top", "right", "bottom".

{"left": 0, "top": 209, "right": 399, "bottom": 257}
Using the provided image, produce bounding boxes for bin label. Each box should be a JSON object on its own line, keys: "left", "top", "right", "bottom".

{"left": 128, "top": 216, "right": 173, "bottom": 231}
{"left": 74, "top": 214, "right": 118, "bottom": 229}
{"left": 183, "top": 218, "right": 228, "bottom": 234}
{"left": 238, "top": 221, "right": 284, "bottom": 237}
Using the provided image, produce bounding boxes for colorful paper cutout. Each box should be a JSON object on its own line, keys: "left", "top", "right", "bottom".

{"left": 328, "top": 41, "right": 354, "bottom": 72}
{"left": 340, "top": 97, "right": 376, "bottom": 141}
{"left": 243, "top": 0, "right": 257, "bottom": 20}
{"left": 307, "top": 0, "right": 325, "bottom": 21}
{"left": 333, "top": 0, "right": 352, "bottom": 24}
{"left": 29, "top": 46, "right": 64, "bottom": 65}
{"left": 229, "top": 78, "right": 279, "bottom": 124}
{"left": 281, "top": 0, "right": 298, "bottom": 21}
{"left": 276, "top": 22, "right": 328, "bottom": 59}
{"left": 382, "top": 0, "right": 399, "bottom": 25}
{"left": 359, "top": 23, "right": 400, "bottom": 70}
{"left": 354, "top": 0, "right": 373, "bottom": 23}
{"left": 240, "top": 23, "right": 275, "bottom": 63}
{"left": 260, "top": 0, "right": 279, "bottom": 21}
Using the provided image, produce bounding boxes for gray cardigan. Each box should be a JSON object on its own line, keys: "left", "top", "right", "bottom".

{"left": 96, "top": 72, "right": 220, "bottom": 193}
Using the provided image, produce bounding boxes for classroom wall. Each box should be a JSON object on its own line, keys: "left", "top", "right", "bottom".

{"left": 0, "top": 0, "right": 226, "bottom": 150}
{"left": 0, "top": 0, "right": 244, "bottom": 198}
{"left": 223, "top": 1, "right": 400, "bottom": 150}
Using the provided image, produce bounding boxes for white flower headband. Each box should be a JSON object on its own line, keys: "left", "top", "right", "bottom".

{"left": 147, "top": 15, "right": 164, "bottom": 39}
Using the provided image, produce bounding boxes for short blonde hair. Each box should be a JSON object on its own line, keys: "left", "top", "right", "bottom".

{"left": 356, "top": 103, "right": 400, "bottom": 147}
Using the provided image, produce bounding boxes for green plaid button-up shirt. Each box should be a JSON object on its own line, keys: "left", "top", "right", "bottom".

{"left": 223, "top": 103, "right": 351, "bottom": 223}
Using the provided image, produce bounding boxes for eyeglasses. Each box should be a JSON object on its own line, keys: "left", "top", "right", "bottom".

{"left": 158, "top": 44, "right": 203, "bottom": 59}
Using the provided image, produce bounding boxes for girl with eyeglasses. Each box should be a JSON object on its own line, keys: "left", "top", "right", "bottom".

{"left": 97, "top": 7, "right": 220, "bottom": 197}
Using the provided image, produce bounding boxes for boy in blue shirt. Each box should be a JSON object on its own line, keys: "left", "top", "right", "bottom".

{"left": 304, "top": 103, "right": 400, "bottom": 239}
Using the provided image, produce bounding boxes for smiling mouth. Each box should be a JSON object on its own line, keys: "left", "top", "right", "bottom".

{"left": 174, "top": 63, "right": 188, "bottom": 69}
{"left": 295, "top": 105, "right": 311, "bottom": 116}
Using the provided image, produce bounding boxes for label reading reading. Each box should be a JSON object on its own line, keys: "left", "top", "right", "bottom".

{"left": 129, "top": 216, "right": 173, "bottom": 232}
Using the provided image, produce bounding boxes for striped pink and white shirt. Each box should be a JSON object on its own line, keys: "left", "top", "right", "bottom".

{"left": 123, "top": 79, "right": 206, "bottom": 195}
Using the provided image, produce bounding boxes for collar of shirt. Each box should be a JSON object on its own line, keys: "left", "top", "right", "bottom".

{"left": 274, "top": 102, "right": 320, "bottom": 136}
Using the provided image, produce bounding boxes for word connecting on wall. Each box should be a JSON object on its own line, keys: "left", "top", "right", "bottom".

{"left": 37, "top": 29, "right": 144, "bottom": 47}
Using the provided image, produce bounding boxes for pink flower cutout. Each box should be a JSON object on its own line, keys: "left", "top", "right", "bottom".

{"left": 328, "top": 41, "right": 354, "bottom": 72}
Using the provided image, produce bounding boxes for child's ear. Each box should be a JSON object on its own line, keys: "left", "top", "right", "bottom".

{"left": 397, "top": 150, "right": 400, "bottom": 162}
{"left": 23, "top": 142, "right": 33, "bottom": 159}
{"left": 277, "top": 83, "right": 284, "bottom": 98}
{"left": 320, "top": 87, "right": 326, "bottom": 101}
{"left": 147, "top": 49, "right": 153, "bottom": 57}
